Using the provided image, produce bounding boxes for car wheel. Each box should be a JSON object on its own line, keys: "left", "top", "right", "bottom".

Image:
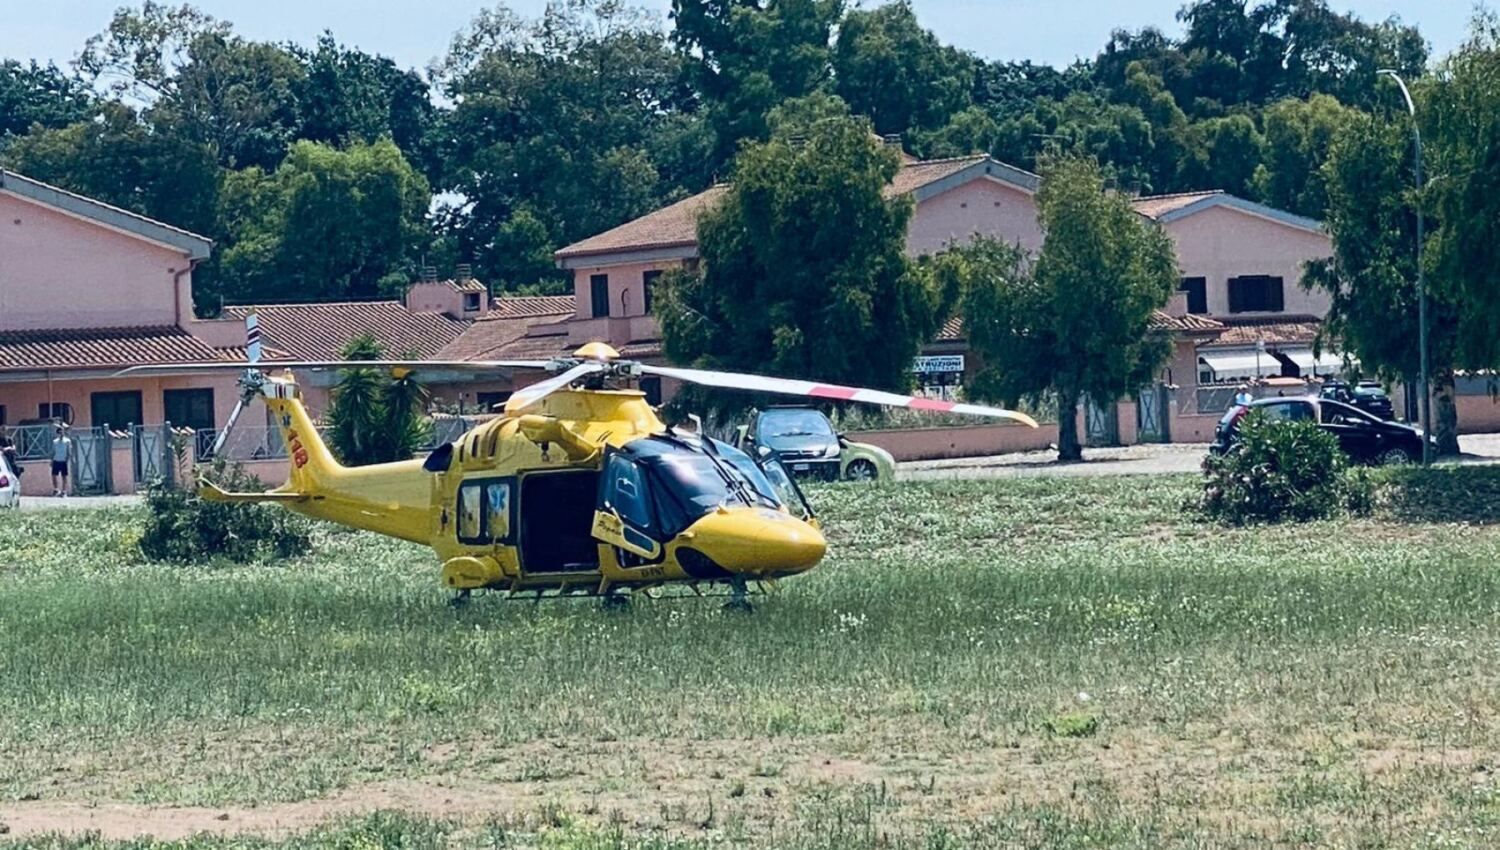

{"left": 1379, "top": 446, "right": 1412, "bottom": 466}
{"left": 844, "top": 459, "right": 879, "bottom": 482}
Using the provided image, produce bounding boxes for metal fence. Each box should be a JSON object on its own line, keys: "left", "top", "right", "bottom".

{"left": 8, "top": 424, "right": 111, "bottom": 494}
{"left": 1195, "top": 386, "right": 1241, "bottom": 415}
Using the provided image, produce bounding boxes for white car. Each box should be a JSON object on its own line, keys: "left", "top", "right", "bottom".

{"left": 0, "top": 452, "right": 19, "bottom": 508}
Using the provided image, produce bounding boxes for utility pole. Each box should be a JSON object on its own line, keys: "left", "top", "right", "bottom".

{"left": 1378, "top": 69, "right": 1432, "bottom": 465}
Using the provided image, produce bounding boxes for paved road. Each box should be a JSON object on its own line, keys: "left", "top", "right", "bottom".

{"left": 900, "top": 434, "right": 1500, "bottom": 481}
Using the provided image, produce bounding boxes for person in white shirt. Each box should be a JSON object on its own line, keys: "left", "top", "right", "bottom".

{"left": 50, "top": 425, "right": 72, "bottom": 497}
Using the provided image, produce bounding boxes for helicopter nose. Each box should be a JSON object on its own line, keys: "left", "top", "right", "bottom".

{"left": 679, "top": 507, "right": 827, "bottom": 576}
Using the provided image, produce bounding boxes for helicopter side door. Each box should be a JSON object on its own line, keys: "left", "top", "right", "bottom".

{"left": 592, "top": 451, "right": 663, "bottom": 566}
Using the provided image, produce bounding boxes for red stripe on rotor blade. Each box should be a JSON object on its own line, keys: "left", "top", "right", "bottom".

{"left": 809, "top": 385, "right": 860, "bottom": 401}
{"left": 908, "top": 398, "right": 956, "bottom": 412}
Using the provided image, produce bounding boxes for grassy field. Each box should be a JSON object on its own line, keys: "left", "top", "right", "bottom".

{"left": 4, "top": 469, "right": 1500, "bottom": 847}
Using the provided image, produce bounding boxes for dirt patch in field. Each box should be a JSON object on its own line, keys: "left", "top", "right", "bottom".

{"left": 1, "top": 721, "right": 1493, "bottom": 841}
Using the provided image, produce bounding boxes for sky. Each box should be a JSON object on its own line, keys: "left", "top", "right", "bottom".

{"left": 0, "top": 0, "right": 1480, "bottom": 76}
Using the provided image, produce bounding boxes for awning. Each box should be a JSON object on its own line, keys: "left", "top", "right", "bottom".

{"left": 1198, "top": 351, "right": 1275, "bottom": 381}
{"left": 1279, "top": 347, "right": 1351, "bottom": 376}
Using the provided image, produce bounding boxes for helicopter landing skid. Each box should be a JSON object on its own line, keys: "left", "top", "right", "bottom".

{"left": 722, "top": 577, "right": 753, "bottom": 613}
{"left": 448, "top": 588, "right": 472, "bottom": 608}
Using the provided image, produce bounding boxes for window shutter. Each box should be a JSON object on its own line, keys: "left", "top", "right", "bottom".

{"left": 1227, "top": 277, "right": 1242, "bottom": 313}
{"left": 1269, "top": 277, "right": 1284, "bottom": 312}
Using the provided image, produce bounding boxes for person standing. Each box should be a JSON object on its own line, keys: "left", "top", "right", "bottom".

{"left": 50, "top": 424, "right": 72, "bottom": 497}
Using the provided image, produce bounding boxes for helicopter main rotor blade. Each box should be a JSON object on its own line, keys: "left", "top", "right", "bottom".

{"left": 638, "top": 364, "right": 1040, "bottom": 427}
{"left": 113, "top": 358, "right": 554, "bottom": 377}
{"left": 505, "top": 362, "right": 604, "bottom": 411}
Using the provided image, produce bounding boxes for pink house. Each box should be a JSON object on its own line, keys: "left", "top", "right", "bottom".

{"left": 540, "top": 152, "right": 1348, "bottom": 450}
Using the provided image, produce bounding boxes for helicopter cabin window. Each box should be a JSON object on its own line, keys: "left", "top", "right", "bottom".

{"left": 458, "top": 484, "right": 483, "bottom": 541}
{"left": 457, "top": 478, "right": 515, "bottom": 544}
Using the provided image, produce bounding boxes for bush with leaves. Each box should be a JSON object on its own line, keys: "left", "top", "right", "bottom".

{"left": 139, "top": 459, "right": 312, "bottom": 564}
{"left": 1198, "top": 413, "right": 1373, "bottom": 525}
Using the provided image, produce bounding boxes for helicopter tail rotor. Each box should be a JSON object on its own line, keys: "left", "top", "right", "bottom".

{"left": 208, "top": 313, "right": 263, "bottom": 459}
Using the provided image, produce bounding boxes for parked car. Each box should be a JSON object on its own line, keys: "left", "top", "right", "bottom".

{"left": 735, "top": 407, "right": 897, "bottom": 482}
{"left": 1211, "top": 396, "right": 1429, "bottom": 465}
{"left": 0, "top": 451, "right": 19, "bottom": 508}
{"left": 1320, "top": 379, "right": 1396, "bottom": 420}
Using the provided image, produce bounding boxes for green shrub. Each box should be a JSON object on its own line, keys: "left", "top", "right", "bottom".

{"left": 1198, "top": 413, "right": 1373, "bottom": 525}
{"left": 139, "top": 459, "right": 312, "bottom": 564}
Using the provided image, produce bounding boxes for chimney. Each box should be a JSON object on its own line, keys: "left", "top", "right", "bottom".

{"left": 883, "top": 133, "right": 903, "bottom": 148}
{"left": 456, "top": 263, "right": 472, "bottom": 284}
{"left": 422, "top": 265, "right": 438, "bottom": 283}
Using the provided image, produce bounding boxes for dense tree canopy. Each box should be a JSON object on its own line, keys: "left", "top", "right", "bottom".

{"left": 0, "top": 0, "right": 1463, "bottom": 329}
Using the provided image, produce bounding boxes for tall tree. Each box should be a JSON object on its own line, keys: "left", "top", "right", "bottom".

{"left": 434, "top": 0, "right": 694, "bottom": 292}
{"left": 1253, "top": 94, "right": 1360, "bottom": 218}
{"left": 1302, "top": 113, "right": 1462, "bottom": 453}
{"left": 657, "top": 112, "right": 948, "bottom": 391}
{"left": 961, "top": 156, "right": 1178, "bottom": 461}
{"left": 0, "top": 61, "right": 95, "bottom": 145}
{"left": 217, "top": 139, "right": 431, "bottom": 304}
{"left": 831, "top": 0, "right": 975, "bottom": 137}
{"left": 293, "top": 34, "right": 439, "bottom": 180}
{"left": 671, "top": 0, "right": 844, "bottom": 165}
{"left": 1425, "top": 16, "right": 1500, "bottom": 370}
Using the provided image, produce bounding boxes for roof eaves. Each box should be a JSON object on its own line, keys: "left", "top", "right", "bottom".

{"left": 1156, "top": 193, "right": 1324, "bottom": 234}
{"left": 908, "top": 157, "right": 1039, "bottom": 205}
{"left": 0, "top": 169, "right": 213, "bottom": 260}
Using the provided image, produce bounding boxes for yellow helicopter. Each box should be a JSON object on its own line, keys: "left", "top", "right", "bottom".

{"left": 123, "top": 318, "right": 1037, "bottom": 610}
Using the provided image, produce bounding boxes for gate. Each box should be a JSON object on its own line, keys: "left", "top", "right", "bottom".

{"left": 1136, "top": 384, "right": 1170, "bottom": 443}
{"left": 133, "top": 424, "right": 175, "bottom": 486}
{"left": 71, "top": 426, "right": 112, "bottom": 496}
{"left": 1084, "top": 396, "right": 1119, "bottom": 447}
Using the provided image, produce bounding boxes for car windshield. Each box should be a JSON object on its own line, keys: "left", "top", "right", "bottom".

{"left": 759, "top": 410, "right": 835, "bottom": 447}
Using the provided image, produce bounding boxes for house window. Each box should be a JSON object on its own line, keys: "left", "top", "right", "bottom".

{"left": 164, "top": 388, "right": 215, "bottom": 430}
{"left": 91, "top": 391, "right": 143, "bottom": 430}
{"left": 639, "top": 376, "right": 662, "bottom": 406}
{"left": 642, "top": 270, "right": 663, "bottom": 314}
{"left": 463, "top": 292, "right": 482, "bottom": 312}
{"left": 590, "top": 274, "right": 610, "bottom": 318}
{"left": 1227, "top": 275, "right": 1284, "bottom": 313}
{"left": 38, "top": 402, "right": 72, "bottom": 424}
{"left": 0, "top": 405, "right": 6, "bottom": 426}
{"left": 1179, "top": 277, "right": 1208, "bottom": 315}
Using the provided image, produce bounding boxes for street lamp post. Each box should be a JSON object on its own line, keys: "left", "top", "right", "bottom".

{"left": 1378, "top": 69, "right": 1432, "bottom": 465}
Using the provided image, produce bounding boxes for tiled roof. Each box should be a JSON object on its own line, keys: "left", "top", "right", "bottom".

{"left": 555, "top": 187, "right": 731, "bottom": 260}
{"left": 887, "top": 155, "right": 990, "bottom": 196}
{"left": 449, "top": 278, "right": 487, "bottom": 293}
{"left": 1149, "top": 311, "right": 1227, "bottom": 334}
{"left": 1207, "top": 315, "right": 1322, "bottom": 348}
{"left": 222, "top": 301, "right": 465, "bottom": 360}
{"left": 933, "top": 310, "right": 1221, "bottom": 346}
{"left": 0, "top": 326, "right": 228, "bottom": 371}
{"left": 619, "top": 339, "right": 663, "bottom": 359}
{"left": 555, "top": 155, "right": 1026, "bottom": 261}
{"left": 215, "top": 344, "right": 293, "bottom": 363}
{"left": 1131, "top": 191, "right": 1223, "bottom": 220}
{"left": 487, "top": 295, "right": 576, "bottom": 319}
{"left": 438, "top": 314, "right": 572, "bottom": 361}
